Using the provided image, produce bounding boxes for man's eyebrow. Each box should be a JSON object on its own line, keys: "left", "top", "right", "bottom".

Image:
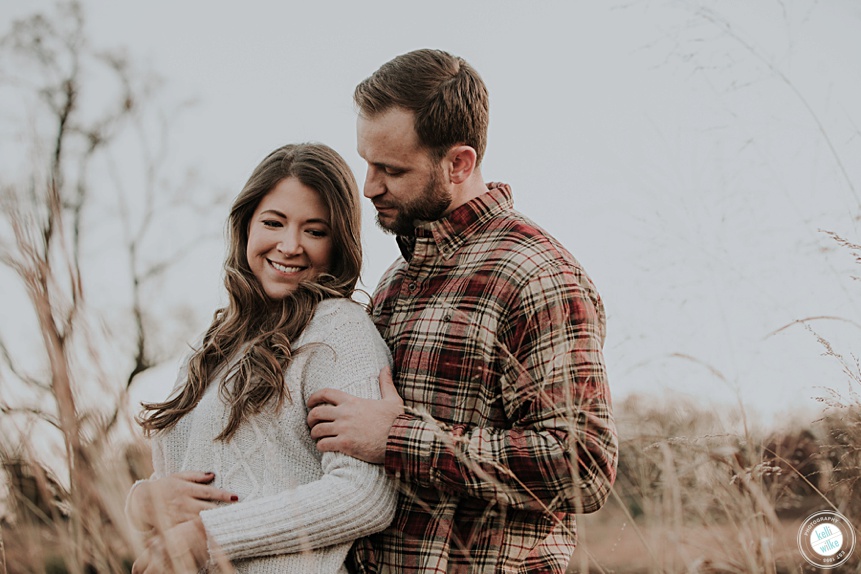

{"left": 375, "top": 161, "right": 406, "bottom": 171}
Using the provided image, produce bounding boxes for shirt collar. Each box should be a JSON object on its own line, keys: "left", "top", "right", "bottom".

{"left": 396, "top": 183, "right": 513, "bottom": 261}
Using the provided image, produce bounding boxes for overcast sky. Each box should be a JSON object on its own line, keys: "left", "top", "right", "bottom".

{"left": 2, "top": 0, "right": 860, "bottom": 429}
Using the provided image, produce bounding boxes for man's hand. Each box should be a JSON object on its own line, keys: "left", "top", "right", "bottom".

{"left": 131, "top": 517, "right": 210, "bottom": 574}
{"left": 307, "top": 366, "right": 404, "bottom": 464}
{"left": 128, "top": 472, "right": 237, "bottom": 532}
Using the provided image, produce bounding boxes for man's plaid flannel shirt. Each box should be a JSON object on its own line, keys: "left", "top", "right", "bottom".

{"left": 350, "top": 184, "right": 618, "bottom": 573}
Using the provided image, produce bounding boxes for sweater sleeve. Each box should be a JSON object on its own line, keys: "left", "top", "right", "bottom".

{"left": 199, "top": 300, "right": 397, "bottom": 561}
{"left": 124, "top": 358, "right": 185, "bottom": 530}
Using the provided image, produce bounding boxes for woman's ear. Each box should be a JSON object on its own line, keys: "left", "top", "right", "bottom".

{"left": 446, "top": 145, "right": 478, "bottom": 185}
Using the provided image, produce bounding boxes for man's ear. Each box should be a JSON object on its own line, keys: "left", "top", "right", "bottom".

{"left": 446, "top": 145, "right": 477, "bottom": 184}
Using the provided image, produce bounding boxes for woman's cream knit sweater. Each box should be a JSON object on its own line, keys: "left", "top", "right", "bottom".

{"left": 150, "top": 298, "right": 396, "bottom": 573}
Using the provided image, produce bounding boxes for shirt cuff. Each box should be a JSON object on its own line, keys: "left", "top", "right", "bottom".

{"left": 384, "top": 413, "right": 437, "bottom": 487}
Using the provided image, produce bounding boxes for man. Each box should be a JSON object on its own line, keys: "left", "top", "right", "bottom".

{"left": 307, "top": 49, "right": 617, "bottom": 573}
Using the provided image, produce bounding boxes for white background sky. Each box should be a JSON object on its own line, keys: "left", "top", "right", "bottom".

{"left": 2, "top": 0, "right": 860, "bottom": 433}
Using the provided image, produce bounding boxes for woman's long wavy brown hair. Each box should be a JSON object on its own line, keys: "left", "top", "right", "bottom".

{"left": 138, "top": 143, "right": 362, "bottom": 441}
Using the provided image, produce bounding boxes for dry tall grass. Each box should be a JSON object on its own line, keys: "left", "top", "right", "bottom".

{"left": 2, "top": 392, "right": 860, "bottom": 573}
{"left": 0, "top": 439, "right": 151, "bottom": 573}
{"left": 570, "top": 395, "right": 861, "bottom": 573}
{"left": 0, "top": 3, "right": 212, "bottom": 571}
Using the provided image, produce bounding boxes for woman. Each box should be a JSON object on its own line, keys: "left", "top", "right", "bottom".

{"left": 127, "top": 143, "right": 396, "bottom": 573}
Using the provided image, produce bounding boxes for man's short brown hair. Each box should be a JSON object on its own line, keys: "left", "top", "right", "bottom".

{"left": 354, "top": 49, "right": 489, "bottom": 165}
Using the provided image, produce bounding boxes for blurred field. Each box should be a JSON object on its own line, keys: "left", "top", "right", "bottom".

{"left": 571, "top": 500, "right": 810, "bottom": 573}
{"left": 566, "top": 394, "right": 861, "bottom": 573}
{"left": 3, "top": 392, "right": 860, "bottom": 573}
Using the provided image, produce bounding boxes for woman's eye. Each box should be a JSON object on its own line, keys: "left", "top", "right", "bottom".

{"left": 307, "top": 229, "right": 328, "bottom": 238}
{"left": 262, "top": 220, "right": 282, "bottom": 228}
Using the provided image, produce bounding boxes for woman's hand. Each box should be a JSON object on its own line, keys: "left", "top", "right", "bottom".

{"left": 131, "top": 517, "right": 211, "bottom": 574}
{"left": 128, "top": 471, "right": 238, "bottom": 532}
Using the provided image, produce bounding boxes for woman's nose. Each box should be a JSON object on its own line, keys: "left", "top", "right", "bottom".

{"left": 276, "top": 231, "right": 303, "bottom": 254}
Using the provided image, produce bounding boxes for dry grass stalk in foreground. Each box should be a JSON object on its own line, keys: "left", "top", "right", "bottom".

{"left": 1, "top": 525, "right": 6, "bottom": 574}
{"left": 0, "top": 3, "right": 212, "bottom": 571}
{"left": 3, "top": 394, "right": 860, "bottom": 573}
{"left": 570, "top": 395, "right": 861, "bottom": 573}
{"left": 0, "top": 440, "right": 152, "bottom": 573}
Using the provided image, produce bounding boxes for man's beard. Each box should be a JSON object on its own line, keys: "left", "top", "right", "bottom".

{"left": 376, "top": 167, "right": 451, "bottom": 236}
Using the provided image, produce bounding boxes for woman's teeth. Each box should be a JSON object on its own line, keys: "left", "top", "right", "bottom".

{"left": 270, "top": 261, "right": 303, "bottom": 273}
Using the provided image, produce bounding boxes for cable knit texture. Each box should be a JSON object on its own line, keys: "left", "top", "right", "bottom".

{"left": 150, "top": 298, "right": 397, "bottom": 573}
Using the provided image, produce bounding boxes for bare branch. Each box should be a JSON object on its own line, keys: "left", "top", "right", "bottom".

{"left": 0, "top": 2, "right": 207, "bottom": 568}
{"left": 0, "top": 336, "right": 50, "bottom": 391}
{"left": 766, "top": 315, "right": 861, "bottom": 339}
{"left": 0, "top": 401, "right": 61, "bottom": 431}
{"left": 695, "top": 6, "right": 860, "bottom": 208}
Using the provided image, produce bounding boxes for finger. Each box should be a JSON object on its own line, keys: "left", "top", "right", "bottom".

{"left": 378, "top": 366, "right": 401, "bottom": 402}
{"left": 314, "top": 436, "right": 342, "bottom": 453}
{"left": 179, "top": 499, "right": 220, "bottom": 517}
{"left": 189, "top": 495, "right": 239, "bottom": 515}
{"left": 307, "top": 404, "right": 338, "bottom": 428}
{"left": 134, "top": 539, "right": 161, "bottom": 574}
{"left": 149, "top": 475, "right": 211, "bottom": 505}
{"left": 309, "top": 421, "right": 339, "bottom": 440}
{"left": 136, "top": 552, "right": 159, "bottom": 574}
{"left": 191, "top": 500, "right": 220, "bottom": 514}
{"left": 307, "top": 388, "right": 350, "bottom": 409}
{"left": 165, "top": 543, "right": 195, "bottom": 572}
{"left": 172, "top": 471, "right": 216, "bottom": 484}
{"left": 190, "top": 483, "right": 238, "bottom": 503}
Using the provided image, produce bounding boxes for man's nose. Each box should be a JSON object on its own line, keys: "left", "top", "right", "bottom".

{"left": 363, "top": 166, "right": 384, "bottom": 199}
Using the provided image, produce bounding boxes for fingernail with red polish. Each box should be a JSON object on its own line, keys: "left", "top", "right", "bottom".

{"left": 230, "top": 495, "right": 239, "bottom": 502}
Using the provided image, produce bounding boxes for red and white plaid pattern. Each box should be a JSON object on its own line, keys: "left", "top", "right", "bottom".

{"left": 351, "top": 184, "right": 618, "bottom": 574}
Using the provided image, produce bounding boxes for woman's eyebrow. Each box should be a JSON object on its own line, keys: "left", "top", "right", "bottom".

{"left": 259, "top": 209, "right": 330, "bottom": 226}
{"left": 259, "top": 208, "right": 287, "bottom": 218}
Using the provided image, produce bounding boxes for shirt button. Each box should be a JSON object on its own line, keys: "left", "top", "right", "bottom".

{"left": 408, "top": 282, "right": 418, "bottom": 292}
{"left": 442, "top": 314, "right": 451, "bottom": 322}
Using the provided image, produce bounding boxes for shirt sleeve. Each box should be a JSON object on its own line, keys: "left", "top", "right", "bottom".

{"left": 199, "top": 303, "right": 397, "bottom": 560}
{"left": 384, "top": 264, "right": 618, "bottom": 514}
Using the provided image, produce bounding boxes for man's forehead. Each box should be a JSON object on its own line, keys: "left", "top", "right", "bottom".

{"left": 357, "top": 108, "right": 424, "bottom": 158}
{"left": 358, "top": 107, "right": 415, "bottom": 134}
